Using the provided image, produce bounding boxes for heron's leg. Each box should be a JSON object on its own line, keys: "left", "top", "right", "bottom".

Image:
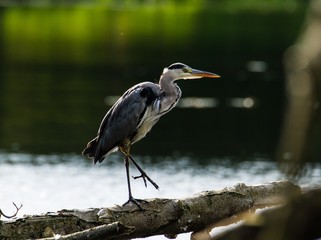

{"left": 123, "top": 156, "right": 143, "bottom": 210}
{"left": 124, "top": 156, "right": 133, "bottom": 200}
{"left": 128, "top": 154, "right": 159, "bottom": 190}
{"left": 120, "top": 144, "right": 159, "bottom": 190}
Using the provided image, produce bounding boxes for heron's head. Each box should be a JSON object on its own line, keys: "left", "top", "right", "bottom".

{"left": 162, "top": 63, "right": 220, "bottom": 81}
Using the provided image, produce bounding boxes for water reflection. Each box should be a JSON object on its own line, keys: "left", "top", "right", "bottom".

{"left": 106, "top": 95, "right": 258, "bottom": 109}
{"left": 106, "top": 96, "right": 221, "bottom": 108}
{"left": 227, "top": 97, "right": 256, "bottom": 108}
{"left": 0, "top": 6, "right": 302, "bottom": 157}
{"left": 246, "top": 60, "right": 268, "bottom": 73}
{"left": 178, "top": 97, "right": 219, "bottom": 108}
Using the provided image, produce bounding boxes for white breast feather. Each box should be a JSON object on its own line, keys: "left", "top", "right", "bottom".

{"left": 131, "top": 105, "right": 161, "bottom": 143}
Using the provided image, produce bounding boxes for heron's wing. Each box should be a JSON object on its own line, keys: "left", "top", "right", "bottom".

{"left": 84, "top": 82, "right": 159, "bottom": 163}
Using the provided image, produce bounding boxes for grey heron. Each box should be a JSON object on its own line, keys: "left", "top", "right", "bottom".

{"left": 82, "top": 63, "right": 220, "bottom": 208}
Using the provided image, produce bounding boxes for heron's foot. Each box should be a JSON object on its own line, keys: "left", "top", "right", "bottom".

{"left": 123, "top": 196, "right": 147, "bottom": 211}
{"left": 128, "top": 154, "right": 160, "bottom": 190}
{"left": 133, "top": 172, "right": 159, "bottom": 190}
{"left": 132, "top": 174, "right": 147, "bottom": 187}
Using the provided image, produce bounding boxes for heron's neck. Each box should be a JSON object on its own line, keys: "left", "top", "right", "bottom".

{"left": 159, "top": 75, "right": 178, "bottom": 95}
{"left": 159, "top": 75, "right": 182, "bottom": 110}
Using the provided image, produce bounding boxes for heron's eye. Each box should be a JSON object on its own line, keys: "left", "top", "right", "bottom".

{"left": 182, "top": 67, "right": 190, "bottom": 73}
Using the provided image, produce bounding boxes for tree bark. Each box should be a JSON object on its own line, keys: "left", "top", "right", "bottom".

{"left": 207, "top": 188, "right": 321, "bottom": 240}
{"left": 0, "top": 181, "right": 300, "bottom": 240}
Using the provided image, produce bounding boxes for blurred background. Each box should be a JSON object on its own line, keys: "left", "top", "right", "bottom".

{"left": 0, "top": 0, "right": 307, "bottom": 156}
{"left": 0, "top": 1, "right": 320, "bottom": 238}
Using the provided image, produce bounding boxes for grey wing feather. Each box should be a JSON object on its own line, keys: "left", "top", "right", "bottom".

{"left": 99, "top": 90, "right": 145, "bottom": 152}
{"left": 83, "top": 82, "right": 159, "bottom": 163}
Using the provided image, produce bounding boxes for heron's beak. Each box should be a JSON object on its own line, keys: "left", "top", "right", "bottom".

{"left": 191, "top": 69, "right": 220, "bottom": 78}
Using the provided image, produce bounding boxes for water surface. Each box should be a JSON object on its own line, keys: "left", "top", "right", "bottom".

{"left": 1, "top": 152, "right": 320, "bottom": 214}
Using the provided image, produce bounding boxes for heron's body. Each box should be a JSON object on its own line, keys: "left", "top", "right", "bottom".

{"left": 83, "top": 63, "right": 219, "bottom": 208}
{"left": 83, "top": 80, "right": 181, "bottom": 163}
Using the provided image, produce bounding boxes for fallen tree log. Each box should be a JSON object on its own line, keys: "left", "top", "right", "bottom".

{"left": 207, "top": 188, "right": 321, "bottom": 240}
{"left": 0, "top": 181, "right": 300, "bottom": 240}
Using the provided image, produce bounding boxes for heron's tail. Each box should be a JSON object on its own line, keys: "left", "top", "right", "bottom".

{"left": 82, "top": 137, "right": 98, "bottom": 159}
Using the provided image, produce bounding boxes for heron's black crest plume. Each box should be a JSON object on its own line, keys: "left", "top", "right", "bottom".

{"left": 167, "top": 63, "right": 186, "bottom": 70}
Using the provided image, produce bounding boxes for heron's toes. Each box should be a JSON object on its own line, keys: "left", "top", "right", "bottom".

{"left": 132, "top": 174, "right": 148, "bottom": 187}
{"left": 123, "top": 197, "right": 147, "bottom": 210}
